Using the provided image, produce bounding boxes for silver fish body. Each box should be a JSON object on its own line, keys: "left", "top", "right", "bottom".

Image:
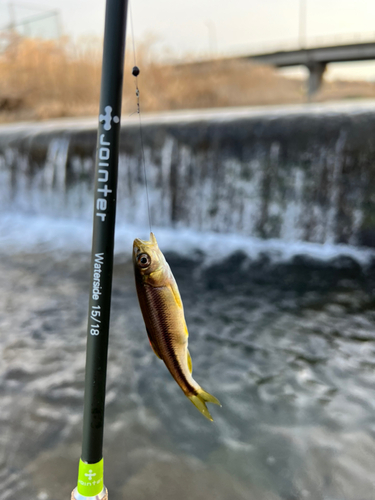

{"left": 133, "top": 232, "right": 220, "bottom": 421}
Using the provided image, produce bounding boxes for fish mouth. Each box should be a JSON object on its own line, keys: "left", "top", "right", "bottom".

{"left": 133, "top": 238, "right": 150, "bottom": 258}
{"left": 133, "top": 234, "right": 157, "bottom": 258}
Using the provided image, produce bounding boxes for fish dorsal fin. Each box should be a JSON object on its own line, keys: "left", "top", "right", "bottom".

{"left": 187, "top": 349, "right": 193, "bottom": 374}
{"left": 150, "top": 232, "right": 158, "bottom": 245}
{"left": 146, "top": 328, "right": 162, "bottom": 360}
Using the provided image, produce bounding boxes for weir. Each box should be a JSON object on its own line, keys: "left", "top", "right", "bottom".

{"left": 1, "top": 102, "right": 375, "bottom": 247}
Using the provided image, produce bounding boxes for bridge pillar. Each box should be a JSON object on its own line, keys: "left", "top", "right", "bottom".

{"left": 307, "top": 62, "right": 326, "bottom": 97}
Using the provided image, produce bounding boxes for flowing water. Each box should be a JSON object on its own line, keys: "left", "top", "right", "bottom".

{"left": 1, "top": 105, "right": 375, "bottom": 500}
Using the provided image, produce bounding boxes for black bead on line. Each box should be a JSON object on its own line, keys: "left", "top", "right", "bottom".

{"left": 132, "top": 66, "right": 140, "bottom": 77}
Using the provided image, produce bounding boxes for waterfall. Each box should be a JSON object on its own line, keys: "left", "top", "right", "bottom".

{"left": 1, "top": 104, "right": 375, "bottom": 246}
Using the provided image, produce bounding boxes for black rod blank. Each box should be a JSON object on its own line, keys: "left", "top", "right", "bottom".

{"left": 81, "top": 0, "right": 129, "bottom": 464}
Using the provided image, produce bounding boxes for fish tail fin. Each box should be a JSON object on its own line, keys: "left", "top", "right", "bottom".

{"left": 188, "top": 388, "right": 221, "bottom": 422}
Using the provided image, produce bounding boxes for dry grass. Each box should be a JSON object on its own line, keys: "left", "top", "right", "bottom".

{"left": 0, "top": 36, "right": 375, "bottom": 123}
{"left": 0, "top": 37, "right": 102, "bottom": 120}
{"left": 124, "top": 58, "right": 305, "bottom": 111}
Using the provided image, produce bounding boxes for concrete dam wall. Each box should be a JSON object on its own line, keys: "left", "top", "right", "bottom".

{"left": 1, "top": 102, "right": 375, "bottom": 246}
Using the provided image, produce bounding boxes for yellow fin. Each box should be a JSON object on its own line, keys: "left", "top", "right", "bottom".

{"left": 188, "top": 388, "right": 221, "bottom": 421}
{"left": 168, "top": 279, "right": 183, "bottom": 309}
{"left": 146, "top": 328, "right": 162, "bottom": 360}
{"left": 187, "top": 349, "right": 193, "bottom": 374}
{"left": 150, "top": 232, "right": 158, "bottom": 245}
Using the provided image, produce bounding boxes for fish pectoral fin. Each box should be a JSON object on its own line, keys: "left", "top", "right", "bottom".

{"left": 146, "top": 328, "right": 162, "bottom": 360}
{"left": 187, "top": 349, "right": 193, "bottom": 374}
{"left": 188, "top": 388, "right": 221, "bottom": 422}
{"left": 168, "top": 280, "right": 183, "bottom": 310}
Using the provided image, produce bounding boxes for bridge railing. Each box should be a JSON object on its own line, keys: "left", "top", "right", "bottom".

{"left": 225, "top": 31, "right": 375, "bottom": 58}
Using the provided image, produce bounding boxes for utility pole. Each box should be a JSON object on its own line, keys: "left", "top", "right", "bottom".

{"left": 8, "top": 2, "right": 16, "bottom": 32}
{"left": 299, "top": 0, "right": 307, "bottom": 49}
{"left": 205, "top": 19, "right": 217, "bottom": 57}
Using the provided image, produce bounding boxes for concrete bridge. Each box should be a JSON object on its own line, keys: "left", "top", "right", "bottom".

{"left": 247, "top": 42, "right": 375, "bottom": 96}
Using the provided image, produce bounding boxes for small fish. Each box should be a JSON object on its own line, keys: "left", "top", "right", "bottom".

{"left": 133, "top": 232, "right": 220, "bottom": 421}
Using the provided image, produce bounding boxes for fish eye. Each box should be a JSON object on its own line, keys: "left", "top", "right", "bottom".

{"left": 137, "top": 253, "right": 151, "bottom": 268}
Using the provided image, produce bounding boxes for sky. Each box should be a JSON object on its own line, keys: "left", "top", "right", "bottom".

{"left": 2, "top": 0, "right": 375, "bottom": 80}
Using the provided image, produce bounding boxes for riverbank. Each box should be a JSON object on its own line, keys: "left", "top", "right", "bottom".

{"left": 2, "top": 37, "right": 375, "bottom": 123}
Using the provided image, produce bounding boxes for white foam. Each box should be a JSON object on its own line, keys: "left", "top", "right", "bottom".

{"left": 0, "top": 213, "right": 373, "bottom": 266}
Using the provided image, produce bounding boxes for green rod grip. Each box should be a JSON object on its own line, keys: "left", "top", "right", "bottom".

{"left": 77, "top": 459, "right": 104, "bottom": 497}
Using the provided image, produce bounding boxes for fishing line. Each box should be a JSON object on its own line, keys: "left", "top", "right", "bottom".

{"left": 129, "top": 1, "right": 152, "bottom": 234}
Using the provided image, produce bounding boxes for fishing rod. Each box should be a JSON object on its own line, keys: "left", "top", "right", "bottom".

{"left": 71, "top": 0, "right": 128, "bottom": 498}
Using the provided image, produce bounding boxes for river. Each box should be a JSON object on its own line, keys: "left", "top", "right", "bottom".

{"left": 1, "top": 103, "right": 375, "bottom": 500}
